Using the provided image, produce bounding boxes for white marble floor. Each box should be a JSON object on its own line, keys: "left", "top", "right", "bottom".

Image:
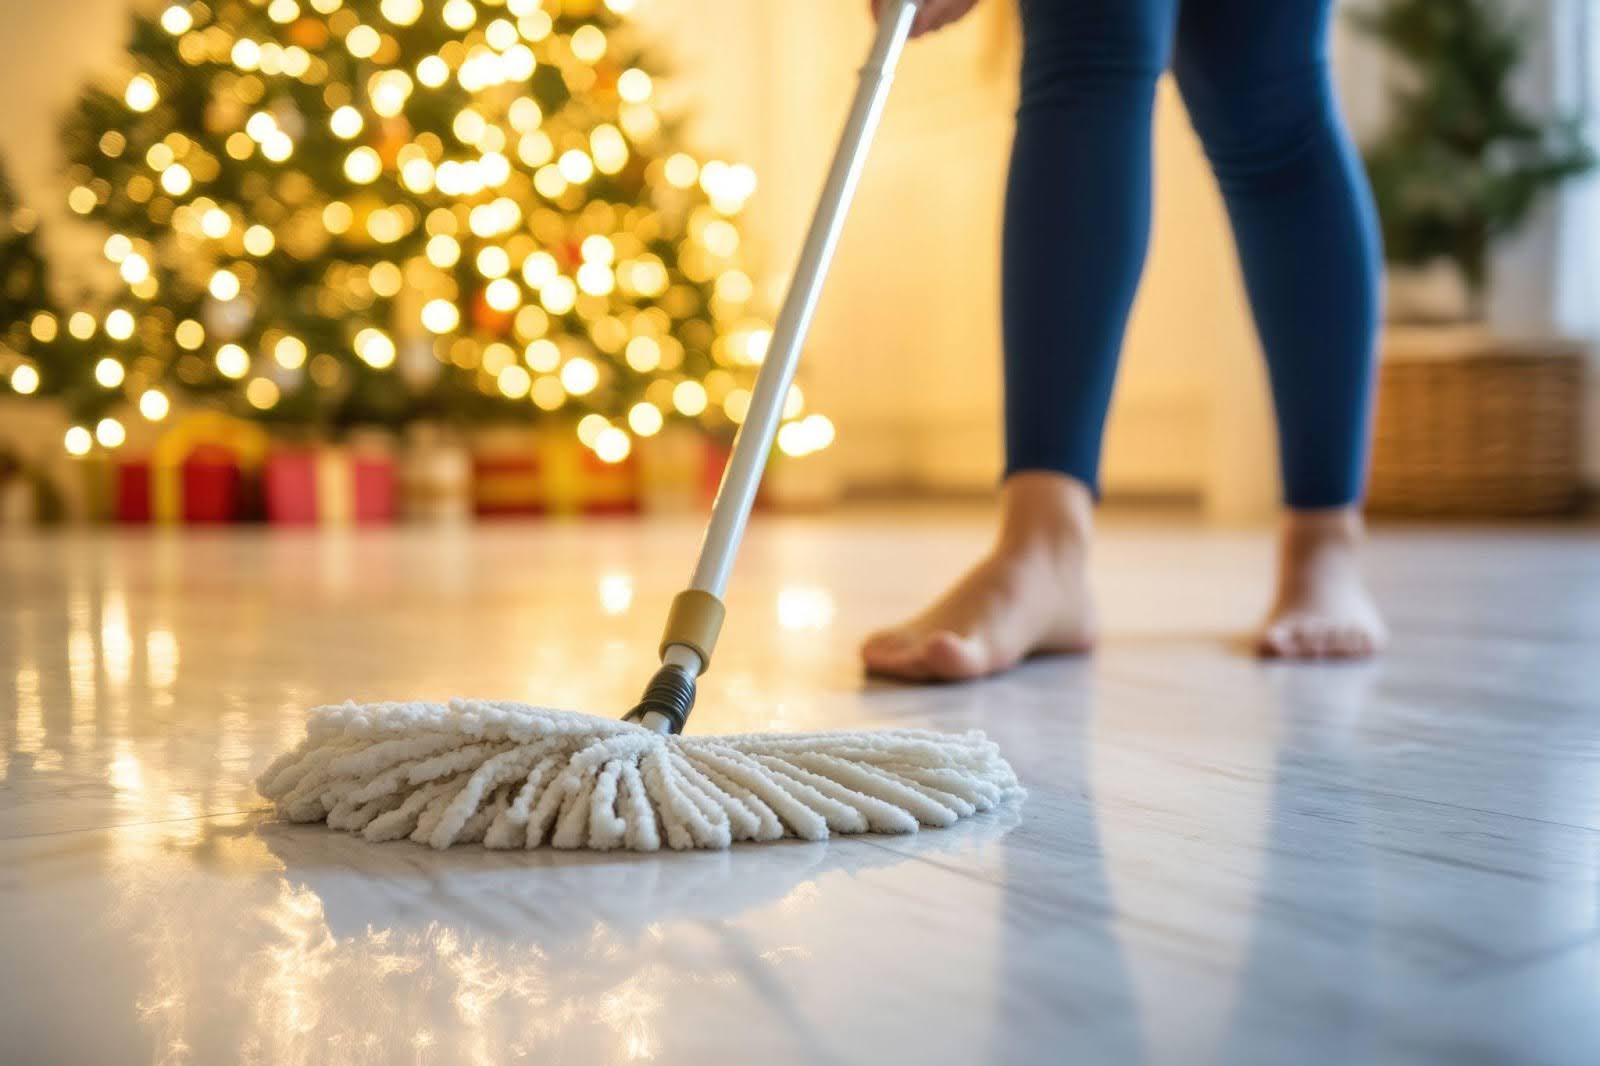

{"left": 2, "top": 509, "right": 1598, "bottom": 1065}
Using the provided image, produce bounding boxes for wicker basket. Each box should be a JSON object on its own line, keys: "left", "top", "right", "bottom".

{"left": 1367, "top": 326, "right": 1587, "bottom": 517}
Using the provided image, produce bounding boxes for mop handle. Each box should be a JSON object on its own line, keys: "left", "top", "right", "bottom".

{"left": 654, "top": 0, "right": 921, "bottom": 679}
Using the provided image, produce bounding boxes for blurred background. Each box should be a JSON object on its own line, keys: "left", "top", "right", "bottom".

{"left": 0, "top": 0, "right": 1594, "bottom": 528}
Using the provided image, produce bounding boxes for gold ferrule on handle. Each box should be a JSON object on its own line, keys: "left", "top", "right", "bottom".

{"left": 660, "top": 589, "right": 726, "bottom": 675}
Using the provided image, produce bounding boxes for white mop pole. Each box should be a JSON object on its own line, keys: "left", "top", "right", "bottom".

{"left": 632, "top": 0, "right": 921, "bottom": 733}
{"left": 687, "top": 0, "right": 920, "bottom": 603}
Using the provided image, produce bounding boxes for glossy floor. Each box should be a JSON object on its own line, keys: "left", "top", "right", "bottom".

{"left": 2, "top": 511, "right": 1598, "bottom": 1065}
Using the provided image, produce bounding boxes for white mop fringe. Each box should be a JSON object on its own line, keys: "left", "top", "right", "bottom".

{"left": 257, "top": 699, "right": 1024, "bottom": 851}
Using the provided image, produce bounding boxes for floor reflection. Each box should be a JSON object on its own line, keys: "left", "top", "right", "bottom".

{"left": 87, "top": 806, "right": 1019, "bottom": 1063}
{"left": 984, "top": 659, "right": 1386, "bottom": 1066}
{"left": 1216, "top": 665, "right": 1380, "bottom": 1066}
{"left": 990, "top": 662, "right": 1145, "bottom": 1066}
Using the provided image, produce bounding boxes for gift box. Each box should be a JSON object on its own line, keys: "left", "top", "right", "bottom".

{"left": 539, "top": 430, "right": 641, "bottom": 516}
{"left": 473, "top": 429, "right": 546, "bottom": 517}
{"left": 474, "top": 427, "right": 649, "bottom": 517}
{"left": 115, "top": 460, "right": 153, "bottom": 523}
{"left": 637, "top": 425, "right": 704, "bottom": 513}
{"left": 349, "top": 447, "right": 397, "bottom": 523}
{"left": 635, "top": 429, "right": 739, "bottom": 514}
{"left": 116, "top": 412, "right": 270, "bottom": 524}
{"left": 576, "top": 446, "right": 640, "bottom": 516}
{"left": 264, "top": 440, "right": 397, "bottom": 525}
{"left": 112, "top": 447, "right": 249, "bottom": 525}
{"left": 182, "top": 444, "right": 247, "bottom": 523}
{"left": 263, "top": 450, "right": 318, "bottom": 524}
{"left": 473, "top": 455, "right": 544, "bottom": 516}
{"left": 401, "top": 427, "right": 472, "bottom": 522}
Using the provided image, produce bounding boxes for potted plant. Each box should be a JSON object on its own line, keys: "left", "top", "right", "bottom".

{"left": 1355, "top": 0, "right": 1593, "bottom": 321}
{"left": 1354, "top": 0, "right": 1595, "bottom": 515}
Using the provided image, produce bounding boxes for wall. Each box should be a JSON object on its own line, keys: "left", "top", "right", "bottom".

{"left": 0, "top": 0, "right": 133, "bottom": 285}
{"left": 1501, "top": 0, "right": 1600, "bottom": 482}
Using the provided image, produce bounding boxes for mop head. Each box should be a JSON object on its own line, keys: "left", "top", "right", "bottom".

{"left": 257, "top": 699, "right": 1023, "bottom": 851}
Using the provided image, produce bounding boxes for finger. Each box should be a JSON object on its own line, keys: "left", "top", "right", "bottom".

{"left": 924, "top": 5, "right": 960, "bottom": 34}
{"left": 939, "top": 0, "right": 983, "bottom": 33}
{"left": 917, "top": 1, "right": 967, "bottom": 37}
{"left": 942, "top": 0, "right": 981, "bottom": 31}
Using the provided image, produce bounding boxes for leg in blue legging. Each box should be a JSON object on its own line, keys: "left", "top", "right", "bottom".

{"left": 862, "top": 0, "right": 1385, "bottom": 681}
{"left": 1002, "top": 0, "right": 1380, "bottom": 508}
{"left": 1001, "top": 0, "right": 1175, "bottom": 491}
{"left": 1166, "top": 0, "right": 1385, "bottom": 658}
{"left": 1173, "top": 0, "right": 1382, "bottom": 509}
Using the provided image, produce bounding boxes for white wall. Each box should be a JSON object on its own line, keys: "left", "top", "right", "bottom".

{"left": 0, "top": 0, "right": 132, "bottom": 288}
{"left": 1513, "top": 0, "right": 1600, "bottom": 481}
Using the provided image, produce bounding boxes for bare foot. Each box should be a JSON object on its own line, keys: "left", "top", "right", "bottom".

{"left": 862, "top": 473, "right": 1097, "bottom": 682}
{"left": 1256, "top": 508, "right": 1386, "bottom": 660}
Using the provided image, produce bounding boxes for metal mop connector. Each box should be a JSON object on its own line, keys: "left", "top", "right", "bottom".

{"left": 655, "top": 589, "right": 726, "bottom": 671}
{"left": 624, "top": 589, "right": 726, "bottom": 733}
{"left": 622, "top": 663, "right": 697, "bottom": 734}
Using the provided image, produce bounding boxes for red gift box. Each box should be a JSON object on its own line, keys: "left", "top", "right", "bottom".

{"left": 473, "top": 451, "right": 545, "bottom": 516}
{"left": 351, "top": 451, "right": 396, "bottom": 523}
{"left": 264, "top": 450, "right": 319, "bottom": 524}
{"left": 115, "top": 461, "right": 153, "bottom": 523}
{"left": 264, "top": 445, "right": 397, "bottom": 525}
{"left": 578, "top": 447, "right": 640, "bottom": 515}
{"left": 116, "top": 412, "right": 269, "bottom": 524}
{"left": 183, "top": 444, "right": 245, "bottom": 523}
{"left": 113, "top": 449, "right": 250, "bottom": 524}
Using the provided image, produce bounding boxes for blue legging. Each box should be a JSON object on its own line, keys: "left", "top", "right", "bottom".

{"left": 1002, "top": 0, "right": 1381, "bottom": 509}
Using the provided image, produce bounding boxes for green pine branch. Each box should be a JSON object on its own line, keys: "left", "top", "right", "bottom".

{"left": 1351, "top": 0, "right": 1595, "bottom": 298}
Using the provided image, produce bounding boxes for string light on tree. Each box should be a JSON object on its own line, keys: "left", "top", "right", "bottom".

{"left": 95, "top": 417, "right": 126, "bottom": 448}
{"left": 139, "top": 388, "right": 170, "bottom": 420}
{"left": 94, "top": 357, "right": 126, "bottom": 388}
{"left": 9, "top": 365, "right": 40, "bottom": 395}
{"left": 0, "top": 165, "right": 100, "bottom": 418}
{"left": 216, "top": 343, "right": 250, "bottom": 379}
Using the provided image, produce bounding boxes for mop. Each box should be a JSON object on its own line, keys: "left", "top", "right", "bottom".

{"left": 258, "top": 0, "right": 1022, "bottom": 851}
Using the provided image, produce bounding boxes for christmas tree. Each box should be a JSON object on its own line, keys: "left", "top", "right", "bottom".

{"left": 0, "top": 166, "right": 51, "bottom": 351}
{"left": 57, "top": 0, "right": 831, "bottom": 463}
{"left": 0, "top": 159, "right": 104, "bottom": 447}
{"left": 1353, "top": 0, "right": 1594, "bottom": 307}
